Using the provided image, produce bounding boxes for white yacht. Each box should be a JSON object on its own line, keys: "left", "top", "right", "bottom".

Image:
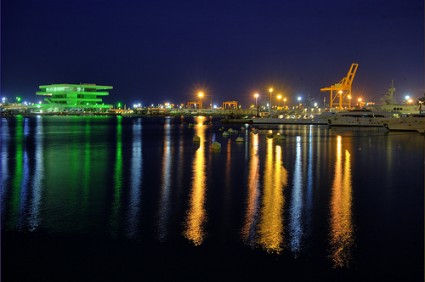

{"left": 383, "top": 114, "right": 425, "bottom": 132}
{"left": 372, "top": 81, "right": 421, "bottom": 115}
{"left": 326, "top": 109, "right": 401, "bottom": 127}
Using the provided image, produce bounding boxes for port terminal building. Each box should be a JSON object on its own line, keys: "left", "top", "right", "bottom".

{"left": 36, "top": 83, "right": 113, "bottom": 112}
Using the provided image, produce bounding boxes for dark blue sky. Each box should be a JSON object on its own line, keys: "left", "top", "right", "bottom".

{"left": 2, "top": 0, "right": 424, "bottom": 107}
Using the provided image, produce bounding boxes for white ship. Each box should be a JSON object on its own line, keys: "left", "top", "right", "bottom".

{"left": 371, "top": 81, "right": 421, "bottom": 114}
{"left": 383, "top": 114, "right": 425, "bottom": 133}
{"left": 326, "top": 109, "right": 400, "bottom": 127}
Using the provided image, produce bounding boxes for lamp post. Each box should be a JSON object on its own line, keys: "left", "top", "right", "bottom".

{"left": 277, "top": 94, "right": 282, "bottom": 109}
{"left": 283, "top": 97, "right": 287, "bottom": 109}
{"left": 198, "top": 91, "right": 204, "bottom": 109}
{"left": 268, "top": 87, "right": 273, "bottom": 117}
{"left": 254, "top": 93, "right": 259, "bottom": 117}
{"left": 347, "top": 95, "right": 352, "bottom": 108}
{"left": 357, "top": 97, "right": 362, "bottom": 108}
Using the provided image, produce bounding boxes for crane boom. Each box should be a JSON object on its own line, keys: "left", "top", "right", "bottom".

{"left": 320, "top": 63, "right": 358, "bottom": 109}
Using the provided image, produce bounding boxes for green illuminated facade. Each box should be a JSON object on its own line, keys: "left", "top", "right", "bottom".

{"left": 36, "top": 83, "right": 113, "bottom": 112}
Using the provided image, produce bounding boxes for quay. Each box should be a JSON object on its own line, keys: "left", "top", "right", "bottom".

{"left": 221, "top": 117, "right": 328, "bottom": 125}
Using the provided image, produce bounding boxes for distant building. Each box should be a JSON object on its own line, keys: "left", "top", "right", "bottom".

{"left": 36, "top": 83, "right": 113, "bottom": 112}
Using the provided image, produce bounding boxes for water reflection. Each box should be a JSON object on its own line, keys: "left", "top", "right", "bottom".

{"left": 81, "top": 121, "right": 90, "bottom": 218}
{"left": 330, "top": 135, "right": 354, "bottom": 267}
{"left": 28, "top": 116, "right": 44, "bottom": 231}
{"left": 257, "top": 138, "right": 287, "bottom": 253}
{"left": 158, "top": 118, "right": 172, "bottom": 241}
{"left": 176, "top": 122, "right": 185, "bottom": 203}
{"left": 110, "top": 116, "right": 123, "bottom": 236}
{"left": 9, "top": 115, "right": 24, "bottom": 229}
{"left": 242, "top": 133, "right": 260, "bottom": 246}
{"left": 289, "top": 136, "right": 303, "bottom": 254}
{"left": 184, "top": 117, "right": 207, "bottom": 246}
{"left": 18, "top": 118, "right": 32, "bottom": 230}
{"left": 0, "top": 118, "right": 10, "bottom": 227}
{"left": 305, "top": 127, "right": 314, "bottom": 243}
{"left": 127, "top": 118, "right": 143, "bottom": 238}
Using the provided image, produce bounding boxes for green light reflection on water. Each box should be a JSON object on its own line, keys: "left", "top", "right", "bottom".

{"left": 82, "top": 120, "right": 91, "bottom": 216}
{"left": 110, "top": 116, "right": 123, "bottom": 236}
{"left": 9, "top": 115, "right": 24, "bottom": 229}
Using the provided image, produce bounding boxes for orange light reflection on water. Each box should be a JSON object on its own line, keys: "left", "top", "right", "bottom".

{"left": 242, "top": 133, "right": 260, "bottom": 245}
{"left": 184, "top": 119, "right": 207, "bottom": 246}
{"left": 330, "top": 135, "right": 354, "bottom": 268}
{"left": 257, "top": 138, "right": 287, "bottom": 253}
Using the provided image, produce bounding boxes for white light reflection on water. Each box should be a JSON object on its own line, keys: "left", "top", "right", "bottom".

{"left": 176, "top": 121, "right": 185, "bottom": 203}
{"left": 110, "top": 116, "right": 123, "bottom": 237}
{"left": 330, "top": 135, "right": 354, "bottom": 268}
{"left": 289, "top": 136, "right": 303, "bottom": 254}
{"left": 304, "top": 126, "right": 314, "bottom": 244}
{"left": 184, "top": 117, "right": 207, "bottom": 246}
{"left": 127, "top": 118, "right": 143, "bottom": 238}
{"left": 158, "top": 118, "right": 172, "bottom": 241}
{"left": 28, "top": 116, "right": 44, "bottom": 232}
{"left": 17, "top": 118, "right": 30, "bottom": 230}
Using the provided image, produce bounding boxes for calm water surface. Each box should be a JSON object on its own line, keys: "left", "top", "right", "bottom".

{"left": 1, "top": 115, "right": 424, "bottom": 281}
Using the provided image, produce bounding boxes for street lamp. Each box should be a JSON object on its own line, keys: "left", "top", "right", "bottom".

{"left": 357, "top": 97, "right": 363, "bottom": 108}
{"left": 198, "top": 91, "right": 204, "bottom": 109}
{"left": 297, "top": 96, "right": 302, "bottom": 108}
{"left": 277, "top": 94, "right": 282, "bottom": 108}
{"left": 268, "top": 87, "right": 273, "bottom": 117}
{"left": 254, "top": 93, "right": 259, "bottom": 117}
{"left": 283, "top": 97, "right": 287, "bottom": 108}
{"left": 347, "top": 95, "right": 352, "bottom": 108}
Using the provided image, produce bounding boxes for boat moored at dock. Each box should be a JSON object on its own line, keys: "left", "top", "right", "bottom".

{"left": 383, "top": 114, "right": 425, "bottom": 132}
{"left": 326, "top": 109, "right": 401, "bottom": 127}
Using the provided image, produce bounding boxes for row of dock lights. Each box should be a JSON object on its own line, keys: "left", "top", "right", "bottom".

{"left": 253, "top": 89, "right": 299, "bottom": 111}
{"left": 126, "top": 92, "right": 415, "bottom": 110}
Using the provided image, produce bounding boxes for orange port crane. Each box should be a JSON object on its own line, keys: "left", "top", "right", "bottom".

{"left": 320, "top": 63, "right": 358, "bottom": 109}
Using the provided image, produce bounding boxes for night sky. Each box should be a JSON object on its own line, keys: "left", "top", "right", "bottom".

{"left": 2, "top": 0, "right": 424, "bottom": 107}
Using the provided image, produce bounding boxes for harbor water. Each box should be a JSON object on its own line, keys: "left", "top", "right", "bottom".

{"left": 1, "top": 115, "right": 424, "bottom": 281}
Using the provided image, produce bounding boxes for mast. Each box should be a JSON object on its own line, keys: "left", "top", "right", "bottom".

{"left": 381, "top": 80, "right": 396, "bottom": 105}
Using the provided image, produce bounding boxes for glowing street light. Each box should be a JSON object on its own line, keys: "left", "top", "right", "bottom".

{"left": 197, "top": 91, "right": 204, "bottom": 109}
{"left": 277, "top": 94, "right": 282, "bottom": 108}
{"left": 283, "top": 97, "right": 287, "bottom": 108}
{"left": 254, "top": 93, "right": 259, "bottom": 117}
{"left": 347, "top": 94, "right": 352, "bottom": 108}
{"left": 357, "top": 97, "right": 363, "bottom": 108}
{"left": 268, "top": 87, "right": 273, "bottom": 117}
{"left": 198, "top": 91, "right": 213, "bottom": 109}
